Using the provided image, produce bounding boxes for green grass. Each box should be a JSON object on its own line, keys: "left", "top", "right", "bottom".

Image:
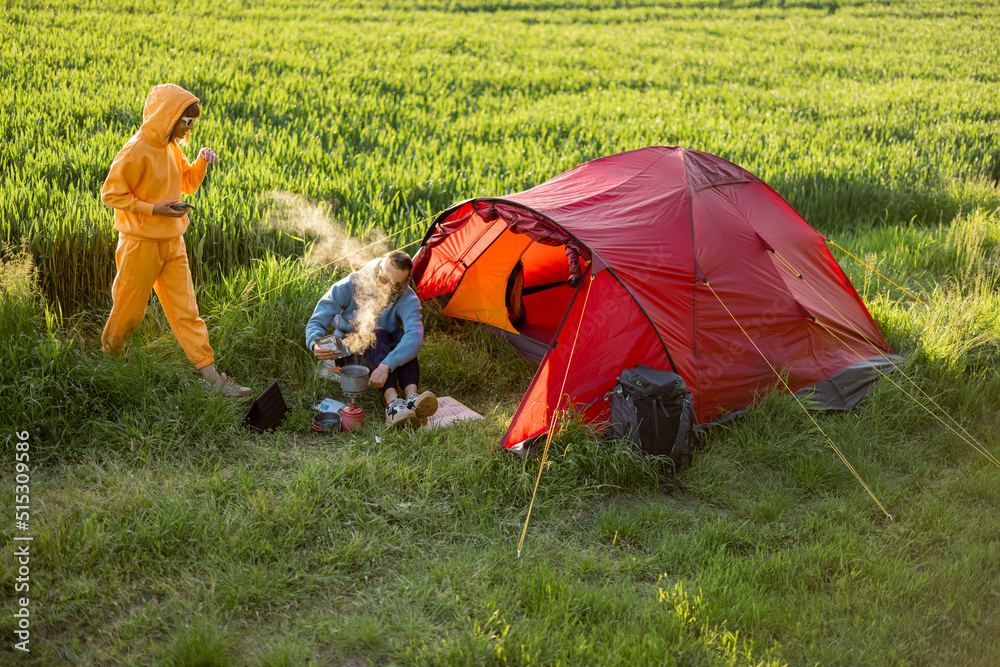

{"left": 3, "top": 0, "right": 999, "bottom": 307}
{"left": 3, "top": 0, "right": 1000, "bottom": 664}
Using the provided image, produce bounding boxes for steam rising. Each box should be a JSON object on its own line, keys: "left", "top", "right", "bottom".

{"left": 342, "top": 260, "right": 399, "bottom": 354}
{"left": 265, "top": 191, "right": 405, "bottom": 355}
{"left": 264, "top": 190, "right": 387, "bottom": 270}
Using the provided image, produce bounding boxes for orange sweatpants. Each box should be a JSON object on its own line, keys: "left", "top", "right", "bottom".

{"left": 101, "top": 236, "right": 214, "bottom": 369}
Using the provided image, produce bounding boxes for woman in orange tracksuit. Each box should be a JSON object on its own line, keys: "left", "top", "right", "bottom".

{"left": 100, "top": 83, "right": 250, "bottom": 397}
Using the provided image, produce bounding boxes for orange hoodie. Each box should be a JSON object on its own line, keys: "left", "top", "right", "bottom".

{"left": 101, "top": 84, "right": 209, "bottom": 241}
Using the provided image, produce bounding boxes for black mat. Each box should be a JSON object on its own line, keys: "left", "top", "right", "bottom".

{"left": 243, "top": 381, "right": 290, "bottom": 432}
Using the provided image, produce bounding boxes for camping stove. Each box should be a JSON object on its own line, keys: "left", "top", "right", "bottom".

{"left": 341, "top": 402, "right": 364, "bottom": 431}
{"left": 338, "top": 365, "right": 370, "bottom": 432}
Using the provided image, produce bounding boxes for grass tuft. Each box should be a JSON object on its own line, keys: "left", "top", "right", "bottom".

{"left": 160, "top": 618, "right": 235, "bottom": 667}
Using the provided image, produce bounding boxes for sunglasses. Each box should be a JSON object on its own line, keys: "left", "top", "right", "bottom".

{"left": 179, "top": 115, "right": 196, "bottom": 128}
{"left": 376, "top": 264, "right": 406, "bottom": 293}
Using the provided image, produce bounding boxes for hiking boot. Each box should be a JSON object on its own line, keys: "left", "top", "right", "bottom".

{"left": 405, "top": 391, "right": 438, "bottom": 420}
{"left": 203, "top": 373, "right": 252, "bottom": 398}
{"left": 385, "top": 398, "right": 418, "bottom": 429}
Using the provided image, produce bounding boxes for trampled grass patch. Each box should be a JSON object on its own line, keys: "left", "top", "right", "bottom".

{"left": 3, "top": 0, "right": 1000, "bottom": 664}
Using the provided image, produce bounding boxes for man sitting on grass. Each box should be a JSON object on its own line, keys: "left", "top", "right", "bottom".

{"left": 306, "top": 250, "right": 438, "bottom": 428}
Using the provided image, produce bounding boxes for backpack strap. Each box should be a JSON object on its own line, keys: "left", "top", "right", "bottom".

{"left": 657, "top": 395, "right": 692, "bottom": 457}
{"left": 652, "top": 394, "right": 660, "bottom": 446}
{"left": 654, "top": 396, "right": 686, "bottom": 492}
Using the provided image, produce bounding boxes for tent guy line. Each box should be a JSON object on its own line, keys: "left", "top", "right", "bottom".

{"left": 518, "top": 271, "right": 597, "bottom": 557}
{"left": 769, "top": 248, "right": 1000, "bottom": 468}
{"left": 517, "top": 411, "right": 560, "bottom": 559}
{"left": 703, "top": 278, "right": 893, "bottom": 521}
{"left": 811, "top": 316, "right": 1000, "bottom": 468}
{"left": 828, "top": 239, "right": 928, "bottom": 307}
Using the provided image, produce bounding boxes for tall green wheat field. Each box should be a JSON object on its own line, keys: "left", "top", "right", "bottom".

{"left": 2, "top": 0, "right": 1000, "bottom": 664}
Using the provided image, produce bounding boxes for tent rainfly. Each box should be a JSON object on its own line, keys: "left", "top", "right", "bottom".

{"left": 412, "top": 146, "right": 901, "bottom": 453}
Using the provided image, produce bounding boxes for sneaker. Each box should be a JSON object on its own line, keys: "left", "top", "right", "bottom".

{"left": 385, "top": 397, "right": 418, "bottom": 429}
{"left": 405, "top": 391, "right": 438, "bottom": 420}
{"left": 203, "top": 373, "right": 252, "bottom": 398}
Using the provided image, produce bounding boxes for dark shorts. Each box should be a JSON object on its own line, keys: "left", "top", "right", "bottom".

{"left": 336, "top": 329, "right": 419, "bottom": 393}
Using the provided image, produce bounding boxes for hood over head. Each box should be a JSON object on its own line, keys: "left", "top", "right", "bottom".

{"left": 140, "top": 83, "right": 199, "bottom": 145}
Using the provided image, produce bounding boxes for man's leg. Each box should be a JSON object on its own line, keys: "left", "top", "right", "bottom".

{"left": 397, "top": 356, "right": 437, "bottom": 422}
{"left": 384, "top": 340, "right": 438, "bottom": 422}
{"left": 365, "top": 330, "right": 419, "bottom": 428}
{"left": 363, "top": 329, "right": 402, "bottom": 403}
{"left": 395, "top": 356, "right": 419, "bottom": 399}
{"left": 102, "top": 237, "right": 164, "bottom": 356}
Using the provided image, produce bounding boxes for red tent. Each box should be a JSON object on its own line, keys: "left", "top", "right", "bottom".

{"left": 412, "top": 146, "right": 898, "bottom": 452}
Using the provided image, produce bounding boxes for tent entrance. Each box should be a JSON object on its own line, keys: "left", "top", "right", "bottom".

{"left": 441, "top": 226, "right": 577, "bottom": 353}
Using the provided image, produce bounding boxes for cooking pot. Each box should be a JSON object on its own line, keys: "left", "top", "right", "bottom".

{"left": 339, "top": 364, "right": 370, "bottom": 396}
{"left": 312, "top": 411, "right": 342, "bottom": 434}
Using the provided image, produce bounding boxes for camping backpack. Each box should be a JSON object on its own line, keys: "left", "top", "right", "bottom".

{"left": 606, "top": 365, "right": 697, "bottom": 474}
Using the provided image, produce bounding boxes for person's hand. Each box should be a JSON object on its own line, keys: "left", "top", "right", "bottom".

{"left": 198, "top": 147, "right": 219, "bottom": 165}
{"left": 313, "top": 343, "right": 337, "bottom": 360}
{"left": 152, "top": 200, "right": 187, "bottom": 217}
{"left": 369, "top": 363, "right": 390, "bottom": 388}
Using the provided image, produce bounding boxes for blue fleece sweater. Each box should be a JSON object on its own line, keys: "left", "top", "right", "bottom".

{"left": 305, "top": 260, "right": 424, "bottom": 371}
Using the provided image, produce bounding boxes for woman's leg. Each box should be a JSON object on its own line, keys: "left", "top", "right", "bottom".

{"left": 153, "top": 237, "right": 214, "bottom": 369}
{"left": 102, "top": 237, "right": 164, "bottom": 356}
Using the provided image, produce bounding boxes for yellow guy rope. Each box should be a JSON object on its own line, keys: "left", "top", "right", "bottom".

{"left": 517, "top": 271, "right": 596, "bottom": 557}
{"left": 516, "top": 411, "right": 560, "bottom": 559}
{"left": 827, "top": 239, "right": 927, "bottom": 307}
{"left": 143, "top": 217, "right": 430, "bottom": 349}
{"left": 703, "top": 279, "right": 893, "bottom": 521}
{"left": 769, "top": 249, "right": 1000, "bottom": 468}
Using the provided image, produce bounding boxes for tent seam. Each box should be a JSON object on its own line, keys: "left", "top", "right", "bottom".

{"left": 681, "top": 148, "right": 702, "bottom": 415}
{"left": 463, "top": 197, "right": 682, "bottom": 374}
